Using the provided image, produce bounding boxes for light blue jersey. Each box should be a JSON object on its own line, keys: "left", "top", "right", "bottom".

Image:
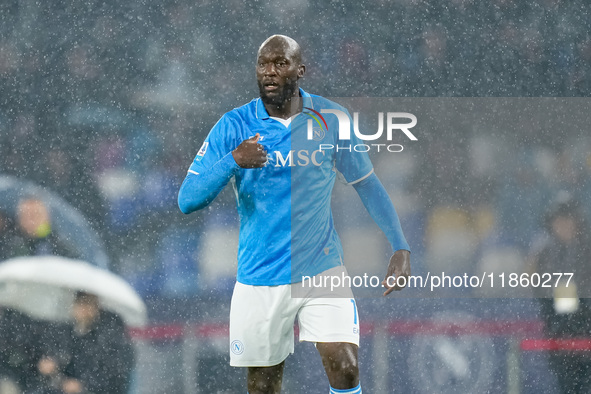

{"left": 179, "top": 89, "right": 407, "bottom": 285}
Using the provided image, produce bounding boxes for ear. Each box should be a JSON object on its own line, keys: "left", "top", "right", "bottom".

{"left": 298, "top": 64, "right": 306, "bottom": 78}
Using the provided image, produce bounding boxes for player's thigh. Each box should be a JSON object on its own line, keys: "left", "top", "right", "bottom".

{"left": 297, "top": 296, "right": 360, "bottom": 346}
{"left": 229, "top": 282, "right": 300, "bottom": 367}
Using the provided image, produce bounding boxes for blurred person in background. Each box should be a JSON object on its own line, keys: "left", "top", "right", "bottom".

{"left": 8, "top": 197, "right": 80, "bottom": 260}
{"left": 0, "top": 208, "right": 19, "bottom": 262}
{"left": 528, "top": 192, "right": 591, "bottom": 393}
{"left": 32, "top": 291, "right": 134, "bottom": 394}
{"left": 0, "top": 306, "right": 44, "bottom": 393}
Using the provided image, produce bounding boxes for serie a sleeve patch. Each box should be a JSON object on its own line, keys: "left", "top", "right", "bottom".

{"left": 196, "top": 141, "right": 209, "bottom": 160}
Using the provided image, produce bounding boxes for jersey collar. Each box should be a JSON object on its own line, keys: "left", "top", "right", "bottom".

{"left": 255, "top": 88, "right": 314, "bottom": 120}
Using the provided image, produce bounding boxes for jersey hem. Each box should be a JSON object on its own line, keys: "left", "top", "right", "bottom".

{"left": 237, "top": 262, "right": 341, "bottom": 286}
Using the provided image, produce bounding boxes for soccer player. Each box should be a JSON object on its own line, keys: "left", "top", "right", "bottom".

{"left": 178, "top": 35, "right": 410, "bottom": 394}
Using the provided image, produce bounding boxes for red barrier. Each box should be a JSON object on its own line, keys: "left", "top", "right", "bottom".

{"left": 129, "top": 320, "right": 544, "bottom": 340}
{"left": 521, "top": 338, "right": 591, "bottom": 352}
{"left": 386, "top": 320, "right": 543, "bottom": 336}
{"left": 129, "top": 324, "right": 184, "bottom": 340}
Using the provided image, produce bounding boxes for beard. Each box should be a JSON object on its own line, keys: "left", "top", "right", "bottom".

{"left": 258, "top": 77, "right": 298, "bottom": 107}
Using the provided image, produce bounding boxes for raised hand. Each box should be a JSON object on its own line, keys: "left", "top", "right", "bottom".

{"left": 232, "top": 133, "right": 268, "bottom": 168}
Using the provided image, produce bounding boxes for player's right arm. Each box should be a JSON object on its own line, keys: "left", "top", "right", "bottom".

{"left": 178, "top": 119, "right": 266, "bottom": 214}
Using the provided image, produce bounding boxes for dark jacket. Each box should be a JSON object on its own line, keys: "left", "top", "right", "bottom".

{"left": 534, "top": 235, "right": 591, "bottom": 338}
{"left": 0, "top": 308, "right": 45, "bottom": 391}
{"left": 43, "top": 311, "right": 135, "bottom": 394}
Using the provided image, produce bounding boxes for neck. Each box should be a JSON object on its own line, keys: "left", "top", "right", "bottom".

{"left": 263, "top": 89, "right": 302, "bottom": 119}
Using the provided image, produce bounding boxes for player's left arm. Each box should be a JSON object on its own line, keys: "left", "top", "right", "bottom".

{"left": 352, "top": 173, "right": 411, "bottom": 295}
{"left": 333, "top": 105, "right": 410, "bottom": 295}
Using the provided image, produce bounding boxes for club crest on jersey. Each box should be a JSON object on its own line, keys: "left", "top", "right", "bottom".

{"left": 304, "top": 107, "right": 328, "bottom": 141}
{"left": 196, "top": 141, "right": 209, "bottom": 161}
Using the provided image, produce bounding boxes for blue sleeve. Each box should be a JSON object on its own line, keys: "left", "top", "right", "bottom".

{"left": 178, "top": 115, "right": 241, "bottom": 214}
{"left": 352, "top": 173, "right": 410, "bottom": 253}
{"left": 178, "top": 152, "right": 239, "bottom": 214}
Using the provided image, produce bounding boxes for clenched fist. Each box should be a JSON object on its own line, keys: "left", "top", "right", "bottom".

{"left": 232, "top": 133, "right": 268, "bottom": 168}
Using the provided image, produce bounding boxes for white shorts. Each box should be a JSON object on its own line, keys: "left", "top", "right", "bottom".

{"left": 229, "top": 267, "right": 360, "bottom": 367}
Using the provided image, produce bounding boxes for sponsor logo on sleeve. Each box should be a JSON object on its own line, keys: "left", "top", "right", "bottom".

{"left": 196, "top": 141, "right": 209, "bottom": 161}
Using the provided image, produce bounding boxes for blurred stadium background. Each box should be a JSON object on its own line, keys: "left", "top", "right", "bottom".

{"left": 1, "top": 0, "right": 591, "bottom": 392}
